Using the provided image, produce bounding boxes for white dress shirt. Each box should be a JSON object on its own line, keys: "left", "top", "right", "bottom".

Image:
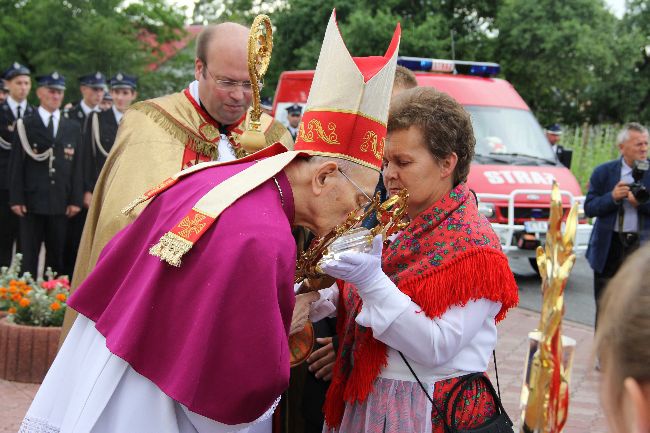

{"left": 615, "top": 159, "right": 638, "bottom": 233}
{"left": 80, "top": 100, "right": 99, "bottom": 116}
{"left": 37, "top": 106, "right": 61, "bottom": 138}
{"left": 111, "top": 105, "right": 123, "bottom": 124}
{"left": 7, "top": 96, "right": 28, "bottom": 119}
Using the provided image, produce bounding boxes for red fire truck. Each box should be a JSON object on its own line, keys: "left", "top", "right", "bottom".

{"left": 272, "top": 58, "right": 592, "bottom": 272}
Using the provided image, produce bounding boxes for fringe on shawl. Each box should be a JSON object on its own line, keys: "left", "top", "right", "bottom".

{"left": 399, "top": 248, "right": 519, "bottom": 323}
{"left": 323, "top": 247, "right": 519, "bottom": 429}
{"left": 132, "top": 101, "right": 219, "bottom": 159}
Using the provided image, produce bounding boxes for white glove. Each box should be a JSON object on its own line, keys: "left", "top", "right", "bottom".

{"left": 321, "top": 235, "right": 398, "bottom": 304}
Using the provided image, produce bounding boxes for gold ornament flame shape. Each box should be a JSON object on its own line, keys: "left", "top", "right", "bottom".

{"left": 298, "top": 119, "right": 340, "bottom": 145}
{"left": 522, "top": 181, "right": 578, "bottom": 433}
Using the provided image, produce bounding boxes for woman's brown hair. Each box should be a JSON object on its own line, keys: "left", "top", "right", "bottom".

{"left": 387, "top": 87, "right": 475, "bottom": 185}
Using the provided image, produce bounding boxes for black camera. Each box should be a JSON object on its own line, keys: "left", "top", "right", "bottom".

{"left": 630, "top": 160, "right": 649, "bottom": 204}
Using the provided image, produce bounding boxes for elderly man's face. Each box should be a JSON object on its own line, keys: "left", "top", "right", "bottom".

{"left": 546, "top": 132, "right": 560, "bottom": 145}
{"left": 301, "top": 160, "right": 378, "bottom": 237}
{"left": 37, "top": 87, "right": 64, "bottom": 112}
{"left": 195, "top": 34, "right": 253, "bottom": 125}
{"left": 620, "top": 130, "right": 649, "bottom": 166}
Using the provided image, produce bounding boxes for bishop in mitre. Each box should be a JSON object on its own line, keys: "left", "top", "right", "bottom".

{"left": 21, "top": 10, "right": 400, "bottom": 433}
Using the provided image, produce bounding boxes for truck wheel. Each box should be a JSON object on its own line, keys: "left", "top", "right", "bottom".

{"left": 528, "top": 257, "right": 541, "bottom": 276}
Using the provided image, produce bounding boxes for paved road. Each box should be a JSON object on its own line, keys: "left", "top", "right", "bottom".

{"left": 510, "top": 255, "right": 596, "bottom": 327}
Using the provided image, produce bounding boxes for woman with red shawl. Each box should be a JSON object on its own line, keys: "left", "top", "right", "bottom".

{"left": 315, "top": 87, "right": 519, "bottom": 432}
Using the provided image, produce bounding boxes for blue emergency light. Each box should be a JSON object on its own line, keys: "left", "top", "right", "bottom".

{"left": 397, "top": 56, "right": 501, "bottom": 77}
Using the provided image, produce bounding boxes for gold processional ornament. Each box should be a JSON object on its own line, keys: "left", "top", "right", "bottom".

{"left": 520, "top": 181, "right": 577, "bottom": 433}
{"left": 239, "top": 14, "right": 273, "bottom": 154}
{"left": 289, "top": 189, "right": 410, "bottom": 367}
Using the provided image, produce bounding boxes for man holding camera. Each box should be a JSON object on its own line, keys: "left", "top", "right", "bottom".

{"left": 585, "top": 122, "right": 650, "bottom": 327}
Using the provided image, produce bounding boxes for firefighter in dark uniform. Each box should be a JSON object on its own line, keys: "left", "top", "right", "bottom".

{"left": 64, "top": 72, "right": 106, "bottom": 128}
{"left": 82, "top": 72, "right": 137, "bottom": 196}
{"left": 0, "top": 81, "right": 8, "bottom": 104}
{"left": 286, "top": 104, "right": 302, "bottom": 141}
{"left": 0, "top": 63, "right": 34, "bottom": 267}
{"left": 8, "top": 72, "right": 83, "bottom": 277}
{"left": 62, "top": 72, "right": 106, "bottom": 277}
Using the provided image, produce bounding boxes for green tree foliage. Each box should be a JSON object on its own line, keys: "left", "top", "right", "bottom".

{"left": 614, "top": 0, "right": 650, "bottom": 122}
{"left": 0, "top": 0, "right": 186, "bottom": 103}
{"left": 192, "top": 0, "right": 282, "bottom": 25}
{"left": 495, "top": 0, "right": 622, "bottom": 125}
{"left": 266, "top": 0, "right": 501, "bottom": 96}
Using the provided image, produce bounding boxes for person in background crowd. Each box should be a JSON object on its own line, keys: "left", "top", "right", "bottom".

{"left": 59, "top": 21, "right": 294, "bottom": 344}
{"left": 64, "top": 72, "right": 106, "bottom": 127}
{"left": 392, "top": 64, "right": 418, "bottom": 96}
{"left": 82, "top": 72, "right": 137, "bottom": 207}
{"left": 286, "top": 104, "right": 302, "bottom": 140}
{"left": 0, "top": 62, "right": 34, "bottom": 268}
{"left": 595, "top": 243, "right": 650, "bottom": 433}
{"left": 0, "top": 81, "right": 8, "bottom": 104}
{"left": 61, "top": 72, "right": 107, "bottom": 278}
{"left": 98, "top": 90, "right": 113, "bottom": 111}
{"left": 545, "top": 123, "right": 563, "bottom": 154}
{"left": 585, "top": 122, "right": 650, "bottom": 328}
{"left": 8, "top": 72, "right": 83, "bottom": 277}
{"left": 261, "top": 97, "right": 272, "bottom": 116}
{"left": 545, "top": 123, "right": 571, "bottom": 168}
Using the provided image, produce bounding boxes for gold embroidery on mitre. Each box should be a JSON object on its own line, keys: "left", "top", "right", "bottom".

{"left": 360, "top": 131, "right": 384, "bottom": 161}
{"left": 177, "top": 213, "right": 208, "bottom": 238}
{"left": 298, "top": 119, "right": 339, "bottom": 145}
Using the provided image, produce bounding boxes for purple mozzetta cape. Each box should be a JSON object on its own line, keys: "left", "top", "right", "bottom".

{"left": 68, "top": 160, "right": 296, "bottom": 425}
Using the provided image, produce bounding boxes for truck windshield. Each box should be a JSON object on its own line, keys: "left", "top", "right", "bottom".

{"left": 466, "top": 106, "right": 557, "bottom": 164}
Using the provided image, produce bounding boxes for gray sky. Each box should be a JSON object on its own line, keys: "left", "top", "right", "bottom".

{"left": 606, "top": 0, "right": 626, "bottom": 17}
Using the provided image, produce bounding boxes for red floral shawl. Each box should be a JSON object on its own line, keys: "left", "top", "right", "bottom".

{"left": 324, "top": 183, "right": 519, "bottom": 428}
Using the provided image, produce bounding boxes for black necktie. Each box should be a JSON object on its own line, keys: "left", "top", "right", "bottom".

{"left": 16, "top": 105, "right": 21, "bottom": 119}
{"left": 47, "top": 115, "right": 54, "bottom": 139}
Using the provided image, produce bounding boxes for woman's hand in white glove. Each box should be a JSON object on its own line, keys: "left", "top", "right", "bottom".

{"left": 320, "top": 235, "right": 397, "bottom": 303}
{"left": 320, "top": 234, "right": 383, "bottom": 287}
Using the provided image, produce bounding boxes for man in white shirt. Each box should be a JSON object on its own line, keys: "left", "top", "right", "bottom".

{"left": 62, "top": 72, "right": 107, "bottom": 278}
{"left": 585, "top": 122, "right": 650, "bottom": 327}
{"left": 0, "top": 62, "right": 34, "bottom": 267}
